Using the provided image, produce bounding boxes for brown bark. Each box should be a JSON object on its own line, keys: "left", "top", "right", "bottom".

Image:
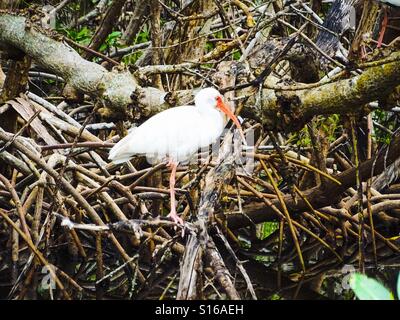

{"left": 83, "top": 0, "right": 126, "bottom": 60}
{"left": 225, "top": 131, "right": 400, "bottom": 229}
{"left": 121, "top": 0, "right": 149, "bottom": 45}
{"left": 0, "top": 55, "right": 31, "bottom": 131}
{"left": 150, "top": 0, "right": 162, "bottom": 89}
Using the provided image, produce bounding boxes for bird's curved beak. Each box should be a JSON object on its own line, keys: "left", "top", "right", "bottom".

{"left": 217, "top": 97, "right": 246, "bottom": 143}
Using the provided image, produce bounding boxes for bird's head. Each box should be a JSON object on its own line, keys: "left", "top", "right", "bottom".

{"left": 195, "top": 87, "right": 246, "bottom": 141}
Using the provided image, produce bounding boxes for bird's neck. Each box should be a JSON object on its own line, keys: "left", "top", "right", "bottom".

{"left": 198, "top": 107, "right": 225, "bottom": 131}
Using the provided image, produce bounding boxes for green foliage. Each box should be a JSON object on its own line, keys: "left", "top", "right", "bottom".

{"left": 350, "top": 273, "right": 396, "bottom": 300}
{"left": 99, "top": 31, "right": 122, "bottom": 52}
{"left": 321, "top": 2, "right": 332, "bottom": 13}
{"left": 121, "top": 29, "right": 150, "bottom": 65}
{"left": 44, "top": 79, "right": 56, "bottom": 85}
{"left": 232, "top": 50, "right": 241, "bottom": 60}
{"left": 322, "top": 114, "right": 341, "bottom": 143}
{"left": 88, "top": 273, "right": 97, "bottom": 281}
{"left": 136, "top": 27, "right": 150, "bottom": 44}
{"left": 205, "top": 30, "right": 224, "bottom": 53}
{"left": 290, "top": 114, "right": 342, "bottom": 148}
{"left": 291, "top": 126, "right": 311, "bottom": 147}
{"left": 372, "top": 110, "right": 396, "bottom": 146}
{"left": 59, "top": 26, "right": 93, "bottom": 46}
{"left": 259, "top": 222, "right": 279, "bottom": 239}
{"left": 205, "top": 41, "right": 215, "bottom": 52}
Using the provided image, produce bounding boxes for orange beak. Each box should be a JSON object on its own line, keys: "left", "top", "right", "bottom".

{"left": 216, "top": 96, "right": 246, "bottom": 143}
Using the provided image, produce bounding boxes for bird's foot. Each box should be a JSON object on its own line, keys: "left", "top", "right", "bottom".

{"left": 167, "top": 210, "right": 185, "bottom": 237}
{"left": 167, "top": 210, "right": 184, "bottom": 225}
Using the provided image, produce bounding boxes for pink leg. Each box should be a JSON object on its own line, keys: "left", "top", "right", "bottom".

{"left": 377, "top": 8, "right": 388, "bottom": 48}
{"left": 166, "top": 161, "right": 184, "bottom": 226}
{"left": 166, "top": 158, "right": 174, "bottom": 167}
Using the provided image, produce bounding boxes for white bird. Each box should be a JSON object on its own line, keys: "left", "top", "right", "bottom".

{"left": 108, "top": 87, "right": 245, "bottom": 225}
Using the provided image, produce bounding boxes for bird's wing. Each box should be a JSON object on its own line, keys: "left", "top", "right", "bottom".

{"left": 109, "top": 106, "right": 207, "bottom": 163}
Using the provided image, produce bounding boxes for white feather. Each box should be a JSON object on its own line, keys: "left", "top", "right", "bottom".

{"left": 108, "top": 88, "right": 226, "bottom": 164}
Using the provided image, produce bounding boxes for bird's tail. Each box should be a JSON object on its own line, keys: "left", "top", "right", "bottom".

{"left": 108, "top": 132, "right": 136, "bottom": 164}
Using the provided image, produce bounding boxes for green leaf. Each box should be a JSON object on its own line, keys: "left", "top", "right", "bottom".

{"left": 260, "top": 222, "right": 279, "bottom": 239}
{"left": 350, "top": 273, "right": 394, "bottom": 300}
{"left": 99, "top": 43, "right": 107, "bottom": 52}
{"left": 108, "top": 31, "right": 122, "bottom": 39}
{"left": 232, "top": 51, "right": 241, "bottom": 60}
{"left": 397, "top": 273, "right": 400, "bottom": 299}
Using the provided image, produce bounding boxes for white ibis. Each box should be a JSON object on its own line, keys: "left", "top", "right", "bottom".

{"left": 108, "top": 87, "right": 245, "bottom": 225}
{"left": 377, "top": 0, "right": 400, "bottom": 47}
